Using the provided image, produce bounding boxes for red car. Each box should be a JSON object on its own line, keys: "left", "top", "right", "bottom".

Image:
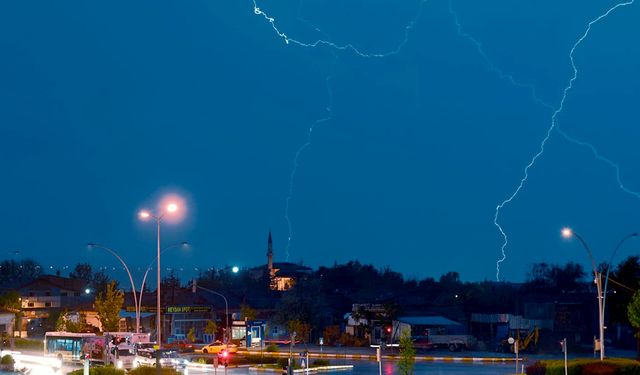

{"left": 164, "top": 340, "right": 195, "bottom": 353}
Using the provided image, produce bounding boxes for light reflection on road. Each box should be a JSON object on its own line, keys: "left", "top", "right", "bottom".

{"left": 183, "top": 361, "right": 516, "bottom": 375}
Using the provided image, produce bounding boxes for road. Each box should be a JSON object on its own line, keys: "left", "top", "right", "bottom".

{"left": 183, "top": 361, "right": 517, "bottom": 375}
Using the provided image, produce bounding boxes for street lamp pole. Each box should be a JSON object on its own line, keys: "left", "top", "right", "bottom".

{"left": 562, "top": 228, "right": 638, "bottom": 360}
{"left": 137, "top": 242, "right": 188, "bottom": 334}
{"left": 18, "top": 297, "right": 22, "bottom": 338}
{"left": 562, "top": 228, "right": 604, "bottom": 360}
{"left": 87, "top": 243, "right": 139, "bottom": 333}
{"left": 156, "top": 217, "right": 161, "bottom": 347}
{"left": 193, "top": 284, "right": 229, "bottom": 343}
{"left": 602, "top": 233, "right": 638, "bottom": 334}
{"left": 139, "top": 202, "right": 179, "bottom": 349}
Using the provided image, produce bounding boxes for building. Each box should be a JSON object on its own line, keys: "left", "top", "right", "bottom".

{"left": 251, "top": 231, "right": 312, "bottom": 291}
{"left": 392, "top": 316, "right": 466, "bottom": 340}
{"left": 18, "top": 275, "right": 94, "bottom": 334}
{"left": 0, "top": 308, "right": 16, "bottom": 337}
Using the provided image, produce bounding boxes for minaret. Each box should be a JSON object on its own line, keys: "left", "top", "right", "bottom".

{"left": 267, "top": 231, "right": 274, "bottom": 274}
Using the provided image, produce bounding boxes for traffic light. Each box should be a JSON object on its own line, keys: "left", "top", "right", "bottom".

{"left": 219, "top": 349, "right": 230, "bottom": 367}
{"left": 386, "top": 326, "right": 392, "bottom": 334}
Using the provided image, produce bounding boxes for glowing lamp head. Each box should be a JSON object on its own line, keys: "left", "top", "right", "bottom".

{"left": 139, "top": 211, "right": 151, "bottom": 219}
{"left": 561, "top": 227, "right": 573, "bottom": 238}
{"left": 167, "top": 203, "right": 178, "bottom": 213}
{"left": 85, "top": 288, "right": 91, "bottom": 294}
{"left": 232, "top": 266, "right": 239, "bottom": 273}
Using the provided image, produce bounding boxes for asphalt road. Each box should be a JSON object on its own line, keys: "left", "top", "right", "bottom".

{"left": 183, "top": 361, "right": 517, "bottom": 375}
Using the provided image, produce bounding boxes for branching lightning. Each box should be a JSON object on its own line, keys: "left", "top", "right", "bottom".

{"left": 450, "top": 0, "right": 636, "bottom": 281}
{"left": 448, "top": 1, "right": 553, "bottom": 112}
{"left": 255, "top": 0, "right": 637, "bottom": 275}
{"left": 252, "top": 0, "right": 428, "bottom": 59}
{"left": 253, "top": 0, "right": 428, "bottom": 260}
{"left": 555, "top": 128, "right": 640, "bottom": 200}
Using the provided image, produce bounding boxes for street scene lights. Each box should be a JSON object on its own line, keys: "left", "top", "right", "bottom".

{"left": 137, "top": 241, "right": 189, "bottom": 335}
{"left": 139, "top": 201, "right": 181, "bottom": 348}
{"left": 87, "top": 243, "right": 139, "bottom": 332}
{"left": 561, "top": 227, "right": 604, "bottom": 360}
{"left": 562, "top": 227, "right": 638, "bottom": 360}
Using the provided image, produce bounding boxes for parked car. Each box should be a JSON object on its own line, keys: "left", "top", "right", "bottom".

{"left": 133, "top": 349, "right": 188, "bottom": 369}
{"left": 164, "top": 339, "right": 195, "bottom": 353}
{"left": 200, "top": 341, "right": 238, "bottom": 354}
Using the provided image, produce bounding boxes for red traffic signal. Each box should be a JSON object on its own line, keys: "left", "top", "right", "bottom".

{"left": 386, "top": 326, "right": 392, "bottom": 333}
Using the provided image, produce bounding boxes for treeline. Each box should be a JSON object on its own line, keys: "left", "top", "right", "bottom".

{"left": 2, "top": 256, "right": 640, "bottom": 338}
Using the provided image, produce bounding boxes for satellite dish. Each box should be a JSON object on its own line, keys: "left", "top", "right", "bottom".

{"left": 508, "top": 337, "right": 515, "bottom": 345}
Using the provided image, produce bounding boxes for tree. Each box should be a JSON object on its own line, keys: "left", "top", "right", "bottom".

{"left": 204, "top": 320, "right": 217, "bottom": 339}
{"left": 398, "top": 331, "right": 415, "bottom": 375}
{"left": 91, "top": 270, "right": 112, "bottom": 295}
{"left": 628, "top": 289, "right": 640, "bottom": 358}
{"left": 55, "top": 311, "right": 87, "bottom": 333}
{"left": 95, "top": 281, "right": 124, "bottom": 332}
{"left": 69, "top": 263, "right": 93, "bottom": 285}
{"left": 241, "top": 304, "right": 257, "bottom": 321}
{"left": 0, "top": 259, "right": 42, "bottom": 286}
{"left": 287, "top": 320, "right": 310, "bottom": 344}
{"left": 610, "top": 257, "right": 640, "bottom": 324}
{"left": 187, "top": 327, "right": 196, "bottom": 343}
{"left": 0, "top": 291, "right": 20, "bottom": 311}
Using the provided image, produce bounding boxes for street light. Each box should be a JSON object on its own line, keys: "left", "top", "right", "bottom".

{"left": 193, "top": 283, "right": 229, "bottom": 344}
{"left": 139, "top": 201, "right": 180, "bottom": 348}
{"left": 137, "top": 242, "right": 189, "bottom": 333}
{"left": 562, "top": 228, "right": 638, "bottom": 360}
{"left": 87, "top": 243, "right": 139, "bottom": 332}
{"left": 602, "top": 232, "right": 638, "bottom": 336}
{"left": 561, "top": 227, "right": 605, "bottom": 360}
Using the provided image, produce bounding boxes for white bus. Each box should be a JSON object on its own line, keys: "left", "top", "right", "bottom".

{"left": 44, "top": 332, "right": 100, "bottom": 362}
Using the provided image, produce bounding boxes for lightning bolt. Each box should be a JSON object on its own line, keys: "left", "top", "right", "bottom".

{"left": 253, "top": 0, "right": 428, "bottom": 260}
{"left": 555, "top": 128, "right": 640, "bottom": 200}
{"left": 448, "top": 1, "right": 554, "bottom": 113}
{"left": 451, "top": 0, "right": 636, "bottom": 281}
{"left": 283, "top": 72, "right": 335, "bottom": 261}
{"left": 252, "top": 0, "right": 428, "bottom": 58}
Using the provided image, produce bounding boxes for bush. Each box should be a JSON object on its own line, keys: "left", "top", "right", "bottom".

{"left": 265, "top": 343, "right": 279, "bottom": 352}
{"left": 128, "top": 367, "right": 181, "bottom": 375}
{"left": 238, "top": 354, "right": 278, "bottom": 365}
{"left": 312, "top": 359, "right": 330, "bottom": 367}
{"left": 582, "top": 362, "right": 617, "bottom": 375}
{"left": 275, "top": 358, "right": 301, "bottom": 369}
{"left": 67, "top": 367, "right": 125, "bottom": 375}
{"left": 13, "top": 338, "right": 43, "bottom": 351}
{"left": 0, "top": 355, "right": 15, "bottom": 365}
{"left": 533, "top": 358, "right": 640, "bottom": 375}
{"left": 525, "top": 361, "right": 545, "bottom": 375}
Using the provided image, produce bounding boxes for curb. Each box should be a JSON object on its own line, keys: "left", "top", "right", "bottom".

{"left": 237, "top": 350, "right": 520, "bottom": 363}
{"left": 249, "top": 365, "right": 354, "bottom": 373}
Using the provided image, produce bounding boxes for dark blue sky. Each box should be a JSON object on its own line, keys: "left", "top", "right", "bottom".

{"left": 1, "top": 0, "right": 638, "bottom": 284}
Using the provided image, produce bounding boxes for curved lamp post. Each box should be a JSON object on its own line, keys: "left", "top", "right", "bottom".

{"left": 87, "top": 243, "right": 139, "bottom": 332}
{"left": 561, "top": 228, "right": 604, "bottom": 360}
{"left": 137, "top": 242, "right": 189, "bottom": 333}
{"left": 193, "top": 284, "right": 229, "bottom": 344}
{"left": 602, "top": 233, "right": 638, "bottom": 330}
{"left": 561, "top": 228, "right": 638, "bottom": 360}
{"left": 139, "top": 202, "right": 179, "bottom": 348}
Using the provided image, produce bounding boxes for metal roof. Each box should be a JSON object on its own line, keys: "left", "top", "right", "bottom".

{"left": 396, "top": 316, "right": 462, "bottom": 326}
